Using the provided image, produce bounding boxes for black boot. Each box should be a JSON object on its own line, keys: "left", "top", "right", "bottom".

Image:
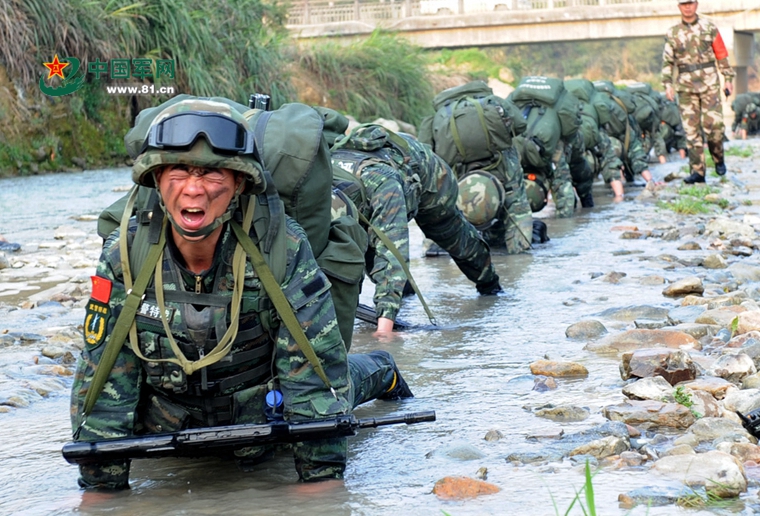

{"left": 378, "top": 366, "right": 414, "bottom": 400}
{"left": 715, "top": 162, "right": 727, "bottom": 176}
{"left": 683, "top": 171, "right": 705, "bottom": 184}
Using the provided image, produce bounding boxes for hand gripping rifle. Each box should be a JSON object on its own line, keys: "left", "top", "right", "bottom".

{"left": 62, "top": 411, "right": 436, "bottom": 465}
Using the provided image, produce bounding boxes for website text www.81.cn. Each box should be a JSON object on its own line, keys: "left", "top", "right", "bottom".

{"left": 106, "top": 84, "right": 176, "bottom": 95}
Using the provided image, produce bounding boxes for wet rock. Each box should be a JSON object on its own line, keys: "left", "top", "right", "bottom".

{"left": 7, "top": 332, "right": 46, "bottom": 344}
{"left": 678, "top": 241, "right": 702, "bottom": 251}
{"left": 525, "top": 429, "right": 564, "bottom": 441}
{"left": 678, "top": 377, "right": 736, "bottom": 400}
{"left": 611, "top": 225, "right": 638, "bottom": 232}
{"left": 622, "top": 376, "right": 675, "bottom": 402}
{"left": 633, "top": 319, "right": 668, "bottom": 329}
{"left": 596, "top": 305, "right": 671, "bottom": 322}
{"left": 663, "top": 444, "right": 696, "bottom": 457}
{"left": 620, "top": 348, "right": 698, "bottom": 385}
{"left": 619, "top": 486, "right": 704, "bottom": 508}
{"left": 731, "top": 246, "right": 754, "bottom": 257}
{"left": 433, "top": 442, "right": 487, "bottom": 461}
{"left": 716, "top": 442, "right": 760, "bottom": 463}
{"left": 695, "top": 308, "right": 743, "bottom": 327}
{"left": 603, "top": 399, "right": 696, "bottom": 429}
{"left": 475, "top": 467, "right": 488, "bottom": 481}
{"left": 24, "top": 377, "right": 67, "bottom": 397}
{"left": 722, "top": 388, "right": 760, "bottom": 415}
{"left": 706, "top": 218, "right": 756, "bottom": 239}
{"left": 662, "top": 322, "right": 720, "bottom": 339}
{"left": 483, "top": 430, "right": 503, "bottom": 442}
{"left": 40, "top": 346, "right": 66, "bottom": 359}
{"left": 565, "top": 320, "right": 607, "bottom": 340}
{"left": 529, "top": 359, "right": 588, "bottom": 377}
{"left": 585, "top": 329, "right": 701, "bottom": 354}
{"left": 569, "top": 435, "right": 629, "bottom": 459}
{"left": 534, "top": 405, "right": 589, "bottom": 422}
{"left": 53, "top": 226, "right": 87, "bottom": 240}
{"left": 729, "top": 263, "right": 760, "bottom": 284}
{"left": 600, "top": 271, "right": 627, "bottom": 283}
{"left": 639, "top": 275, "right": 665, "bottom": 285}
{"left": 742, "top": 372, "right": 760, "bottom": 389}
{"left": 737, "top": 311, "right": 760, "bottom": 335}
{"left": 619, "top": 450, "right": 646, "bottom": 467}
{"left": 668, "top": 305, "right": 707, "bottom": 324}
{"left": 663, "top": 276, "right": 704, "bottom": 298}
{"left": 432, "top": 476, "right": 500, "bottom": 500}
{"left": 711, "top": 353, "right": 757, "bottom": 383}
{"left": 703, "top": 254, "right": 728, "bottom": 269}
{"left": 689, "top": 389, "right": 721, "bottom": 418}
{"left": 652, "top": 451, "right": 747, "bottom": 497}
{"left": 532, "top": 375, "right": 557, "bottom": 392}
{"left": 620, "top": 231, "right": 645, "bottom": 240}
{"left": 706, "top": 291, "right": 749, "bottom": 309}
{"left": 24, "top": 364, "right": 72, "bottom": 377}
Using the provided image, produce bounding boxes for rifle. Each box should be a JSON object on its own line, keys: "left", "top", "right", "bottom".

{"left": 355, "top": 302, "right": 411, "bottom": 330}
{"left": 62, "top": 410, "right": 435, "bottom": 465}
{"left": 738, "top": 409, "right": 760, "bottom": 438}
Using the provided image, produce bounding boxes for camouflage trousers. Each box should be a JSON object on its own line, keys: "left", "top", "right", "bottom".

{"left": 416, "top": 161, "right": 499, "bottom": 288}
{"left": 678, "top": 87, "right": 726, "bottom": 176}
{"left": 480, "top": 148, "right": 533, "bottom": 253}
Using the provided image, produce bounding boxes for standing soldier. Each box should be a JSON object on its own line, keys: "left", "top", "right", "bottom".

{"left": 662, "top": 0, "right": 734, "bottom": 183}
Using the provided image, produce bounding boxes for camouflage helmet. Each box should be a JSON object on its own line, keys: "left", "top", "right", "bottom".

{"left": 747, "top": 103, "right": 758, "bottom": 114}
{"left": 314, "top": 106, "right": 349, "bottom": 147}
{"left": 130, "top": 97, "right": 265, "bottom": 194}
{"left": 524, "top": 173, "right": 549, "bottom": 213}
{"left": 456, "top": 170, "right": 505, "bottom": 230}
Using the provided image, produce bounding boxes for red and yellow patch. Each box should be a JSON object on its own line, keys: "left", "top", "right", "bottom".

{"left": 85, "top": 300, "right": 109, "bottom": 347}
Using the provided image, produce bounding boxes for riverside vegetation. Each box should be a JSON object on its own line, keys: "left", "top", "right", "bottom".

{"left": 6, "top": 0, "right": 755, "bottom": 177}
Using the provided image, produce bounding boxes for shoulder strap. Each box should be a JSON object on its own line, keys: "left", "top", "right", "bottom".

{"left": 230, "top": 220, "right": 336, "bottom": 394}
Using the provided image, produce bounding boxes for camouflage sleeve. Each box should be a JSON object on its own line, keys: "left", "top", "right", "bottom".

{"left": 598, "top": 130, "right": 623, "bottom": 184}
{"left": 275, "top": 217, "right": 352, "bottom": 481}
{"left": 653, "top": 123, "right": 667, "bottom": 157}
{"left": 361, "top": 165, "right": 410, "bottom": 322}
{"left": 626, "top": 120, "right": 649, "bottom": 175}
{"left": 70, "top": 227, "right": 141, "bottom": 489}
{"left": 662, "top": 30, "right": 676, "bottom": 88}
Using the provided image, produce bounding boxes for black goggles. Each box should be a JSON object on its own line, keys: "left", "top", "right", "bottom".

{"left": 142, "top": 111, "right": 255, "bottom": 155}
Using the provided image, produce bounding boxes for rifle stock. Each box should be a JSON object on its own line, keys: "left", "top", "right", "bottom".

{"left": 63, "top": 410, "right": 435, "bottom": 465}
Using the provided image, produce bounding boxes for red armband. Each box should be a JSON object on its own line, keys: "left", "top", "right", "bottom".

{"left": 712, "top": 32, "right": 728, "bottom": 60}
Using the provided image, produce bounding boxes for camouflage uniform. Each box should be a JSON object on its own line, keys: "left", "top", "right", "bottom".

{"left": 662, "top": 15, "right": 735, "bottom": 176}
{"left": 332, "top": 127, "right": 500, "bottom": 320}
{"left": 519, "top": 138, "right": 576, "bottom": 218}
{"left": 70, "top": 99, "right": 404, "bottom": 490}
{"left": 607, "top": 119, "right": 649, "bottom": 182}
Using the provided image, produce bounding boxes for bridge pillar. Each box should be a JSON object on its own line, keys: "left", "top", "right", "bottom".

{"left": 714, "top": 22, "right": 754, "bottom": 95}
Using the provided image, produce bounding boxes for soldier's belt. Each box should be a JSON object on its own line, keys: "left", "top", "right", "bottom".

{"left": 678, "top": 62, "right": 715, "bottom": 73}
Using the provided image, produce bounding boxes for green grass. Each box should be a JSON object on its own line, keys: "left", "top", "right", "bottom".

{"left": 674, "top": 386, "right": 702, "bottom": 418}
{"left": 657, "top": 197, "right": 711, "bottom": 215}
{"left": 725, "top": 146, "right": 754, "bottom": 158}
{"left": 299, "top": 31, "right": 434, "bottom": 125}
{"left": 549, "top": 461, "right": 598, "bottom": 516}
{"left": 678, "top": 185, "right": 719, "bottom": 197}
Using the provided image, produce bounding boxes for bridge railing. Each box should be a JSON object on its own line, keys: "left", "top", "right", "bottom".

{"left": 286, "top": 0, "right": 667, "bottom": 26}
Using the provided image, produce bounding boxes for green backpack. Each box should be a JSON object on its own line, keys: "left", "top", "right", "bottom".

{"left": 625, "top": 83, "right": 660, "bottom": 135}
{"left": 423, "top": 81, "right": 514, "bottom": 167}
{"left": 565, "top": 79, "right": 604, "bottom": 148}
{"left": 511, "top": 75, "right": 581, "bottom": 140}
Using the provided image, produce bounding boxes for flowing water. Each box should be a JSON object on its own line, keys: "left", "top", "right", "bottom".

{"left": 0, "top": 168, "right": 749, "bottom": 515}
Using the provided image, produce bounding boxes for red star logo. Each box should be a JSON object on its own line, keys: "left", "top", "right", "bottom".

{"left": 43, "top": 55, "right": 69, "bottom": 80}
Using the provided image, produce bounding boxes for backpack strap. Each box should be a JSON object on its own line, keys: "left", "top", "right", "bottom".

{"left": 230, "top": 219, "right": 336, "bottom": 394}
{"left": 609, "top": 96, "right": 631, "bottom": 154}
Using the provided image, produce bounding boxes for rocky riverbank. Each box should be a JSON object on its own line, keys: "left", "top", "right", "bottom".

{"left": 3, "top": 141, "right": 760, "bottom": 510}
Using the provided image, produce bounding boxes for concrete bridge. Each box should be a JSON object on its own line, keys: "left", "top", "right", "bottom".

{"left": 287, "top": 0, "right": 760, "bottom": 92}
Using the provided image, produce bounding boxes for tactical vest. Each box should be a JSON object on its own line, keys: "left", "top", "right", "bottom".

{"left": 132, "top": 227, "right": 275, "bottom": 427}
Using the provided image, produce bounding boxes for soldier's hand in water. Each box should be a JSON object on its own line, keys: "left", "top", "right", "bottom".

{"left": 290, "top": 479, "right": 345, "bottom": 496}
{"left": 374, "top": 317, "right": 396, "bottom": 339}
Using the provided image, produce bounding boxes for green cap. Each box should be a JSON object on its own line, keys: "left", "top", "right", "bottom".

{"left": 456, "top": 170, "right": 505, "bottom": 229}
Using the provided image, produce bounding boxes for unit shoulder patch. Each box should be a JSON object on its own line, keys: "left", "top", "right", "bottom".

{"left": 84, "top": 300, "right": 110, "bottom": 348}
